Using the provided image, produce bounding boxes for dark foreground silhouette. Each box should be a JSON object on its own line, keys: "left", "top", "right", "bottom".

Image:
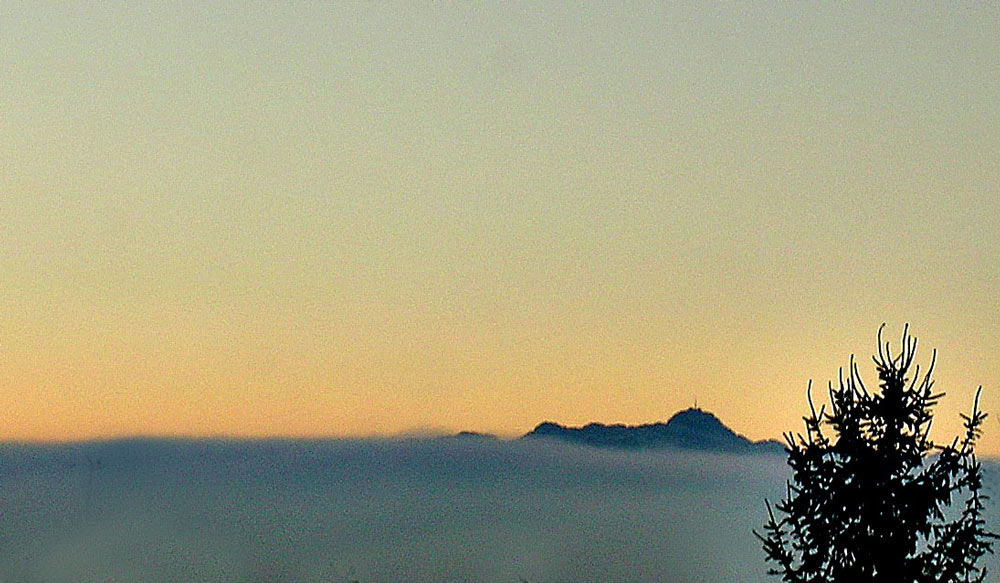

{"left": 758, "top": 325, "right": 995, "bottom": 582}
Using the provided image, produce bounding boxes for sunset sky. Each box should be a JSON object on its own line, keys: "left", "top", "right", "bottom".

{"left": 3, "top": 3, "right": 998, "bottom": 451}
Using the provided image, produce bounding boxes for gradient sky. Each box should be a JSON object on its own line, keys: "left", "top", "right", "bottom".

{"left": 2, "top": 3, "right": 999, "bottom": 450}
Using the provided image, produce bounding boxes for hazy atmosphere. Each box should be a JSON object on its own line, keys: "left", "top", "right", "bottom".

{"left": 3, "top": 4, "right": 999, "bottom": 446}
{"left": 3, "top": 4, "right": 1000, "bottom": 581}
{"left": 0, "top": 438, "right": 816, "bottom": 582}
{"left": 0, "top": 436, "right": 996, "bottom": 583}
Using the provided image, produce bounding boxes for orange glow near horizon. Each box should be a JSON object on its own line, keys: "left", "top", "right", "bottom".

{"left": 2, "top": 4, "right": 998, "bottom": 453}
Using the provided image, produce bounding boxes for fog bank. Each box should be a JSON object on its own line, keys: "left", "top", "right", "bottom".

{"left": 0, "top": 438, "right": 987, "bottom": 583}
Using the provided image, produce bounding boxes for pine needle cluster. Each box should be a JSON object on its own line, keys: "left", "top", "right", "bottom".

{"left": 756, "top": 325, "right": 995, "bottom": 582}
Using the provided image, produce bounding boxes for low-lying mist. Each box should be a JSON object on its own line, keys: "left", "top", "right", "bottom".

{"left": 0, "top": 438, "right": 992, "bottom": 583}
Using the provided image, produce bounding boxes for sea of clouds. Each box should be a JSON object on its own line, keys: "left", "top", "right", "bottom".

{"left": 0, "top": 437, "right": 994, "bottom": 583}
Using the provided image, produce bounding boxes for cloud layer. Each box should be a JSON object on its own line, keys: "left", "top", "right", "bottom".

{"left": 0, "top": 438, "right": 993, "bottom": 583}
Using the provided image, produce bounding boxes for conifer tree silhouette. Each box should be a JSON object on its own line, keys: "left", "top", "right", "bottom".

{"left": 756, "top": 325, "right": 995, "bottom": 582}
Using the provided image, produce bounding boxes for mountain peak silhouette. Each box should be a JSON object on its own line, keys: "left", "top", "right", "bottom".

{"left": 522, "top": 407, "right": 782, "bottom": 454}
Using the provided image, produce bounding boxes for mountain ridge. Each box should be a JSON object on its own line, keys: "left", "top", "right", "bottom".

{"left": 520, "top": 408, "right": 784, "bottom": 454}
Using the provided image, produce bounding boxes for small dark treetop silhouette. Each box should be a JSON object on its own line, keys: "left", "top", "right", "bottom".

{"left": 756, "top": 325, "right": 995, "bottom": 583}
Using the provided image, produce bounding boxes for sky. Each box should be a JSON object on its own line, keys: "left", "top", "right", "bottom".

{"left": 2, "top": 3, "right": 999, "bottom": 449}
